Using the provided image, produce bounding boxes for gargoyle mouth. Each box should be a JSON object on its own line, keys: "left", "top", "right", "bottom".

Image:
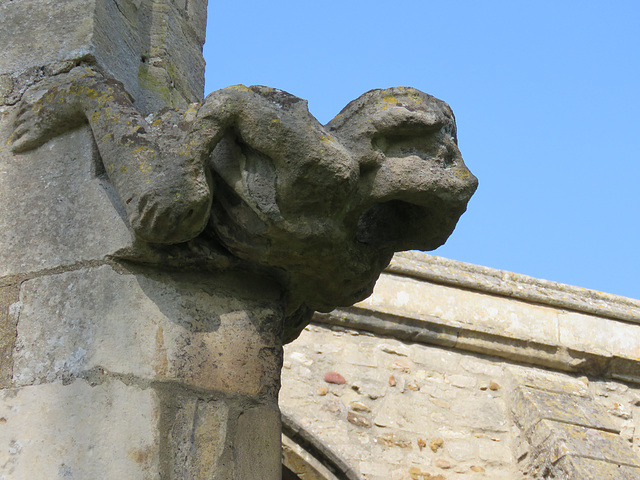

{"left": 355, "top": 197, "right": 468, "bottom": 253}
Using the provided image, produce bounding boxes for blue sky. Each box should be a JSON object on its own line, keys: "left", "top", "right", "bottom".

{"left": 202, "top": 1, "right": 639, "bottom": 299}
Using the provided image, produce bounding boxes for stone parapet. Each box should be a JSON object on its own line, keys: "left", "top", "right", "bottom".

{"left": 316, "top": 251, "right": 640, "bottom": 384}
{"left": 388, "top": 251, "right": 640, "bottom": 324}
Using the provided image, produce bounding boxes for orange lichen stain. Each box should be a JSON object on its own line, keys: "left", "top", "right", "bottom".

{"left": 226, "top": 84, "right": 250, "bottom": 92}
{"left": 408, "top": 91, "right": 423, "bottom": 104}
{"left": 152, "top": 327, "right": 168, "bottom": 375}
{"left": 133, "top": 146, "right": 157, "bottom": 163}
{"left": 43, "top": 90, "right": 57, "bottom": 103}
{"left": 174, "top": 192, "right": 182, "bottom": 201}
{"left": 270, "top": 118, "right": 282, "bottom": 127}
{"left": 139, "top": 162, "right": 152, "bottom": 173}
{"left": 383, "top": 95, "right": 398, "bottom": 104}
{"left": 183, "top": 103, "right": 199, "bottom": 122}
{"left": 104, "top": 107, "right": 120, "bottom": 123}
{"left": 184, "top": 103, "right": 199, "bottom": 115}
{"left": 152, "top": 117, "right": 162, "bottom": 127}
{"left": 108, "top": 163, "right": 115, "bottom": 173}
{"left": 101, "top": 132, "right": 114, "bottom": 143}
{"left": 320, "top": 135, "right": 335, "bottom": 143}
{"left": 91, "top": 111, "right": 100, "bottom": 123}
{"left": 119, "top": 165, "right": 128, "bottom": 173}
{"left": 96, "top": 94, "right": 114, "bottom": 107}
{"left": 86, "top": 88, "right": 98, "bottom": 99}
{"left": 454, "top": 167, "right": 471, "bottom": 180}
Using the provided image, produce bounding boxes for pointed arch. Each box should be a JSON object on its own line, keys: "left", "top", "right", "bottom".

{"left": 281, "top": 413, "right": 361, "bottom": 480}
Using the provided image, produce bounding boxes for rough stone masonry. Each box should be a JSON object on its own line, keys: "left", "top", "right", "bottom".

{"left": 280, "top": 253, "right": 640, "bottom": 479}
{"left": 0, "top": 1, "right": 476, "bottom": 478}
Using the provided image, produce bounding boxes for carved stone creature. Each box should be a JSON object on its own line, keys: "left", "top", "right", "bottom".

{"left": 11, "top": 67, "right": 477, "bottom": 341}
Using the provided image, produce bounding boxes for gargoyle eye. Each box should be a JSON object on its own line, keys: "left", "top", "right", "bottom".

{"left": 372, "top": 133, "right": 440, "bottom": 159}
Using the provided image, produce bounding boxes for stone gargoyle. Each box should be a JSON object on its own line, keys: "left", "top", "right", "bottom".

{"left": 10, "top": 67, "right": 477, "bottom": 342}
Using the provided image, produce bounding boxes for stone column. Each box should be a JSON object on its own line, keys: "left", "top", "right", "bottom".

{"left": 0, "top": 1, "right": 283, "bottom": 478}
{"left": 2, "top": 264, "right": 285, "bottom": 479}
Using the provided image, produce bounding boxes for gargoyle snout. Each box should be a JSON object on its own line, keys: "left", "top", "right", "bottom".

{"left": 355, "top": 149, "right": 477, "bottom": 253}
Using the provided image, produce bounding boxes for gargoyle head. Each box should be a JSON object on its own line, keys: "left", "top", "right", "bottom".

{"left": 203, "top": 86, "right": 477, "bottom": 338}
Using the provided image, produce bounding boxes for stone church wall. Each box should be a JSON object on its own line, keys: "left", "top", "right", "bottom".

{"left": 280, "top": 252, "right": 640, "bottom": 480}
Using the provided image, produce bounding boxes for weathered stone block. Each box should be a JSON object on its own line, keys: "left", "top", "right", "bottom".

{"left": 559, "top": 311, "right": 640, "bottom": 361}
{"left": 530, "top": 420, "right": 640, "bottom": 467}
{"left": 0, "top": 0, "right": 94, "bottom": 75}
{"left": 554, "top": 456, "right": 640, "bottom": 480}
{"left": 609, "top": 356, "right": 640, "bottom": 384}
{"left": 450, "top": 396, "right": 509, "bottom": 433}
{"left": 13, "top": 265, "right": 283, "bottom": 396}
{"left": 168, "top": 394, "right": 228, "bottom": 479}
{"left": 121, "top": 0, "right": 207, "bottom": 111}
{"left": 512, "top": 386, "right": 619, "bottom": 433}
{"left": 0, "top": 285, "right": 19, "bottom": 387}
{"left": 0, "top": 124, "right": 133, "bottom": 277}
{"left": 506, "top": 365, "right": 590, "bottom": 397}
{"left": 235, "top": 407, "right": 282, "bottom": 479}
{"left": 0, "top": 0, "right": 207, "bottom": 112}
{"left": 0, "top": 378, "right": 160, "bottom": 479}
